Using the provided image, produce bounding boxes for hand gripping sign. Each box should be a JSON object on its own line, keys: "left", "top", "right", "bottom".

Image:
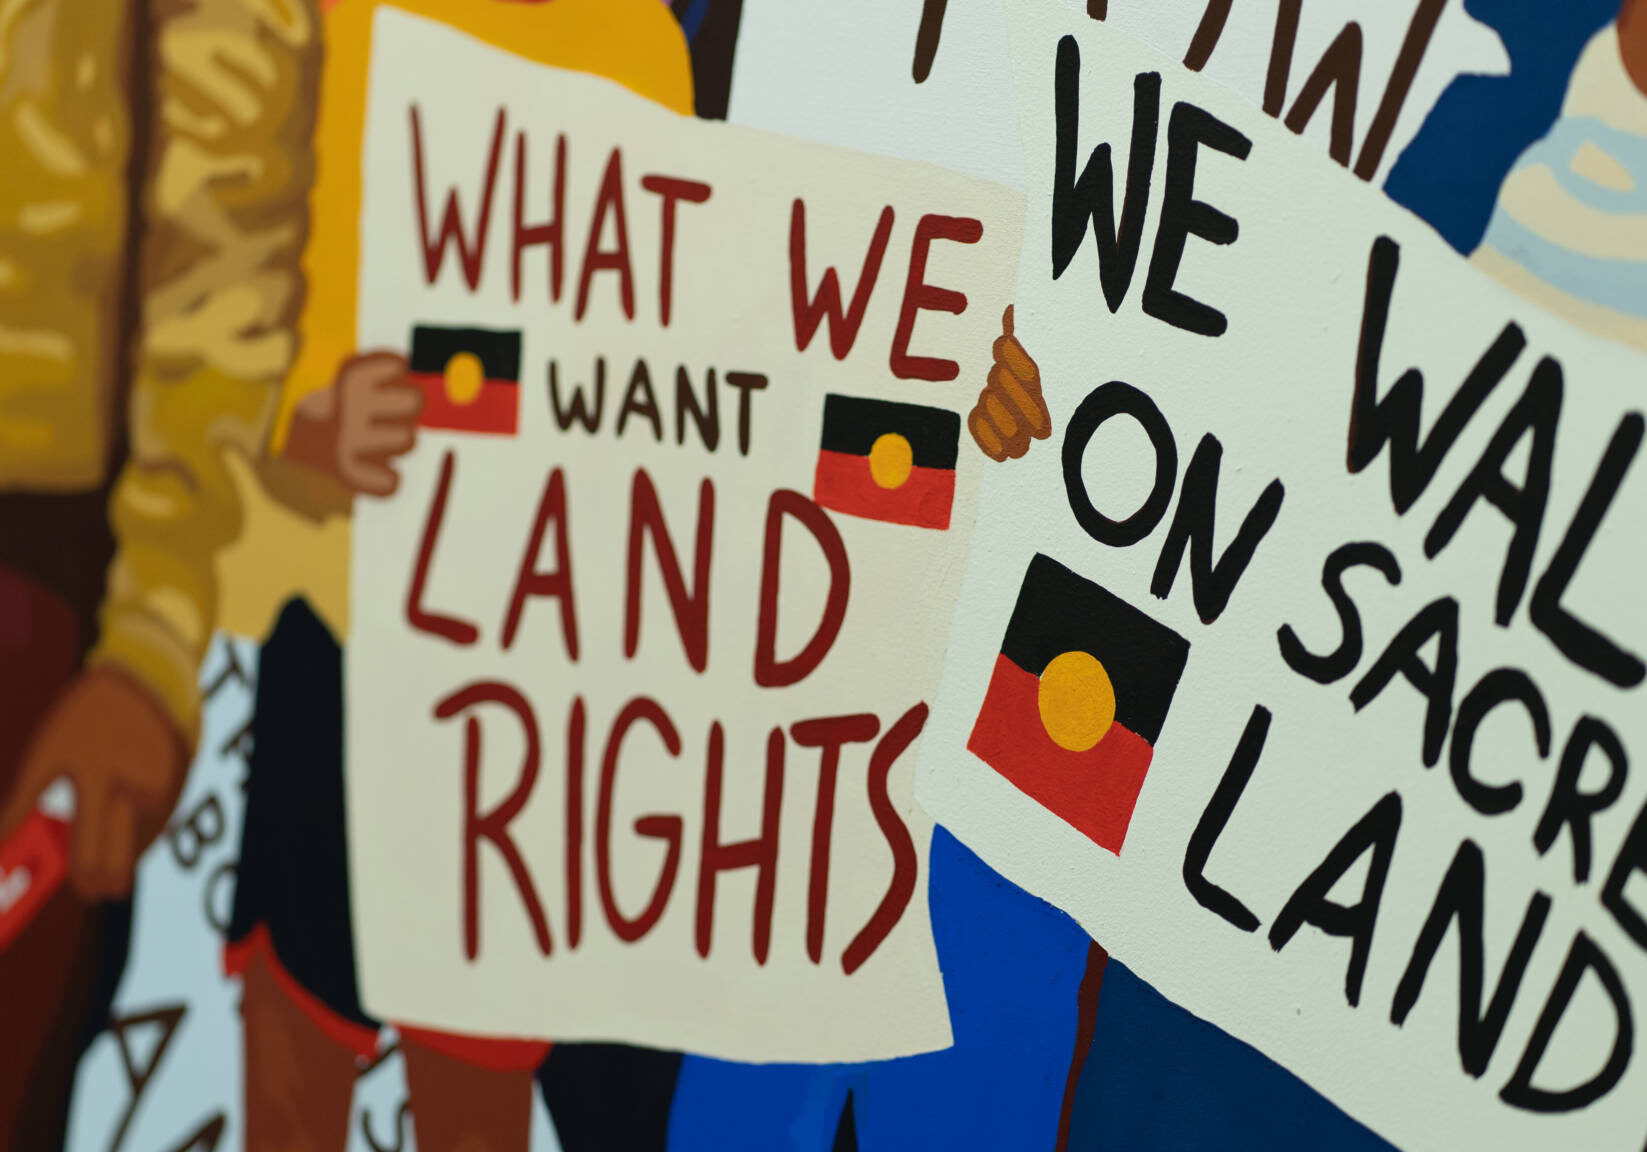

{"left": 345, "top": 9, "right": 1022, "bottom": 1061}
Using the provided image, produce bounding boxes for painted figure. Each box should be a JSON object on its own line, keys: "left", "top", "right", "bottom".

{"left": 1473, "top": 0, "right": 1647, "bottom": 348}
{"left": 222, "top": 2, "right": 693, "bottom": 1149}
{"left": 0, "top": 2, "right": 320, "bottom": 1148}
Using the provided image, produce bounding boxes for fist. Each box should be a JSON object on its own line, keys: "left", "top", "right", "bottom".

{"left": 969, "top": 306, "right": 1051, "bottom": 462}
{"left": 0, "top": 668, "right": 189, "bottom": 900}
{"left": 285, "top": 351, "right": 424, "bottom": 496}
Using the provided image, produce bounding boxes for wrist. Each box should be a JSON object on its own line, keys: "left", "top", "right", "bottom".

{"left": 282, "top": 388, "right": 341, "bottom": 480}
{"left": 87, "top": 624, "right": 200, "bottom": 751}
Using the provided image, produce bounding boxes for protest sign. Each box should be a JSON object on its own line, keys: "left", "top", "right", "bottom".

{"left": 346, "top": 7, "right": 1021, "bottom": 1062}
{"left": 918, "top": 3, "right": 1647, "bottom": 1147}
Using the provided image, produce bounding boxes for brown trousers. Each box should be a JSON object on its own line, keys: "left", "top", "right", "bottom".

{"left": 0, "top": 501, "right": 129, "bottom": 1152}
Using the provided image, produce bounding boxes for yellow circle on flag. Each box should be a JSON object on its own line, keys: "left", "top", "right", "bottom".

{"left": 869, "top": 433, "right": 914, "bottom": 489}
{"left": 444, "top": 351, "right": 485, "bottom": 406}
{"left": 1038, "top": 650, "right": 1116, "bottom": 752}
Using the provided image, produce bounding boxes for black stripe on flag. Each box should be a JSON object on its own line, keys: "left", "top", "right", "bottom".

{"left": 998, "top": 553, "right": 1189, "bottom": 743}
{"left": 410, "top": 324, "right": 522, "bottom": 382}
{"left": 819, "top": 394, "right": 960, "bottom": 470}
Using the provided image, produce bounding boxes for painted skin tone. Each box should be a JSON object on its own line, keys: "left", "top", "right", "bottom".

{"left": 1621, "top": 0, "right": 1647, "bottom": 97}
{"left": 285, "top": 352, "right": 423, "bottom": 497}
{"left": 269, "top": 353, "right": 539, "bottom": 1152}
{"left": 969, "top": 306, "right": 1052, "bottom": 462}
{"left": 0, "top": 356, "right": 423, "bottom": 902}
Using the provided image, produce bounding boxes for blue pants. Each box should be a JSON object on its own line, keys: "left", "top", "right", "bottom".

{"left": 667, "top": 828, "right": 1394, "bottom": 1151}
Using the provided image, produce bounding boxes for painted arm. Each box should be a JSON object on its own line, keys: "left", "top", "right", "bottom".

{"left": 2, "top": 0, "right": 324, "bottom": 898}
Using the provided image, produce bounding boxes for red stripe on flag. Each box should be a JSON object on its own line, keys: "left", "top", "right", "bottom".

{"left": 966, "top": 653, "right": 1154, "bottom": 855}
{"left": 812, "top": 449, "right": 954, "bottom": 530}
{"left": 411, "top": 372, "right": 519, "bottom": 436}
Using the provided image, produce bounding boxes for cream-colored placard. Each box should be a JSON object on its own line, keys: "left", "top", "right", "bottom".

{"left": 347, "top": 7, "right": 1022, "bottom": 1062}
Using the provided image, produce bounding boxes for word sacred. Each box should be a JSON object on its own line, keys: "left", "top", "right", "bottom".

{"left": 1184, "top": 235, "right": 1647, "bottom": 1119}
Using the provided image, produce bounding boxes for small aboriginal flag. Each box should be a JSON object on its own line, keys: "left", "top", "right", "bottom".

{"left": 813, "top": 394, "right": 959, "bottom": 530}
{"left": 968, "top": 554, "right": 1189, "bottom": 855}
{"left": 409, "top": 324, "right": 522, "bottom": 435}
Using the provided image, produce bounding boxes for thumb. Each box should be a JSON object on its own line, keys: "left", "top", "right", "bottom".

{"left": 1002, "top": 304, "right": 1015, "bottom": 337}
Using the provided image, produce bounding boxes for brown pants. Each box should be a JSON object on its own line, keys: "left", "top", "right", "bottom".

{"left": 0, "top": 565, "right": 128, "bottom": 1152}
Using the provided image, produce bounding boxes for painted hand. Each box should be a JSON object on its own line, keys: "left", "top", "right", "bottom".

{"left": 284, "top": 351, "right": 423, "bottom": 497}
{"left": 0, "top": 667, "right": 189, "bottom": 900}
{"left": 1621, "top": 0, "right": 1647, "bottom": 98}
{"left": 968, "top": 306, "right": 1052, "bottom": 461}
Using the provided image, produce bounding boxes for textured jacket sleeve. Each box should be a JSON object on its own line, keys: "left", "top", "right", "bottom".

{"left": 0, "top": 0, "right": 133, "bottom": 491}
{"left": 89, "top": 0, "right": 324, "bottom": 737}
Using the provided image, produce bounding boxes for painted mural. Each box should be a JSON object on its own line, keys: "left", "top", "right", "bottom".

{"left": 2, "top": 1, "right": 1646, "bottom": 1150}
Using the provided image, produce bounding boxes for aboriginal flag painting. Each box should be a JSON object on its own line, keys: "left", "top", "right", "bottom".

{"left": 968, "top": 554, "right": 1190, "bottom": 855}
{"left": 409, "top": 324, "right": 523, "bottom": 435}
{"left": 812, "top": 393, "right": 960, "bottom": 529}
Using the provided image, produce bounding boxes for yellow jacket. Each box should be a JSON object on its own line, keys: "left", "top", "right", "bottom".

{"left": 0, "top": 0, "right": 321, "bottom": 735}
{"left": 220, "top": 0, "right": 693, "bottom": 639}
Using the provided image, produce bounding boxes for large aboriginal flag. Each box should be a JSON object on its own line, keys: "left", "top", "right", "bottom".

{"left": 812, "top": 393, "right": 959, "bottom": 529}
{"left": 968, "top": 554, "right": 1189, "bottom": 855}
{"left": 409, "top": 324, "right": 522, "bottom": 435}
